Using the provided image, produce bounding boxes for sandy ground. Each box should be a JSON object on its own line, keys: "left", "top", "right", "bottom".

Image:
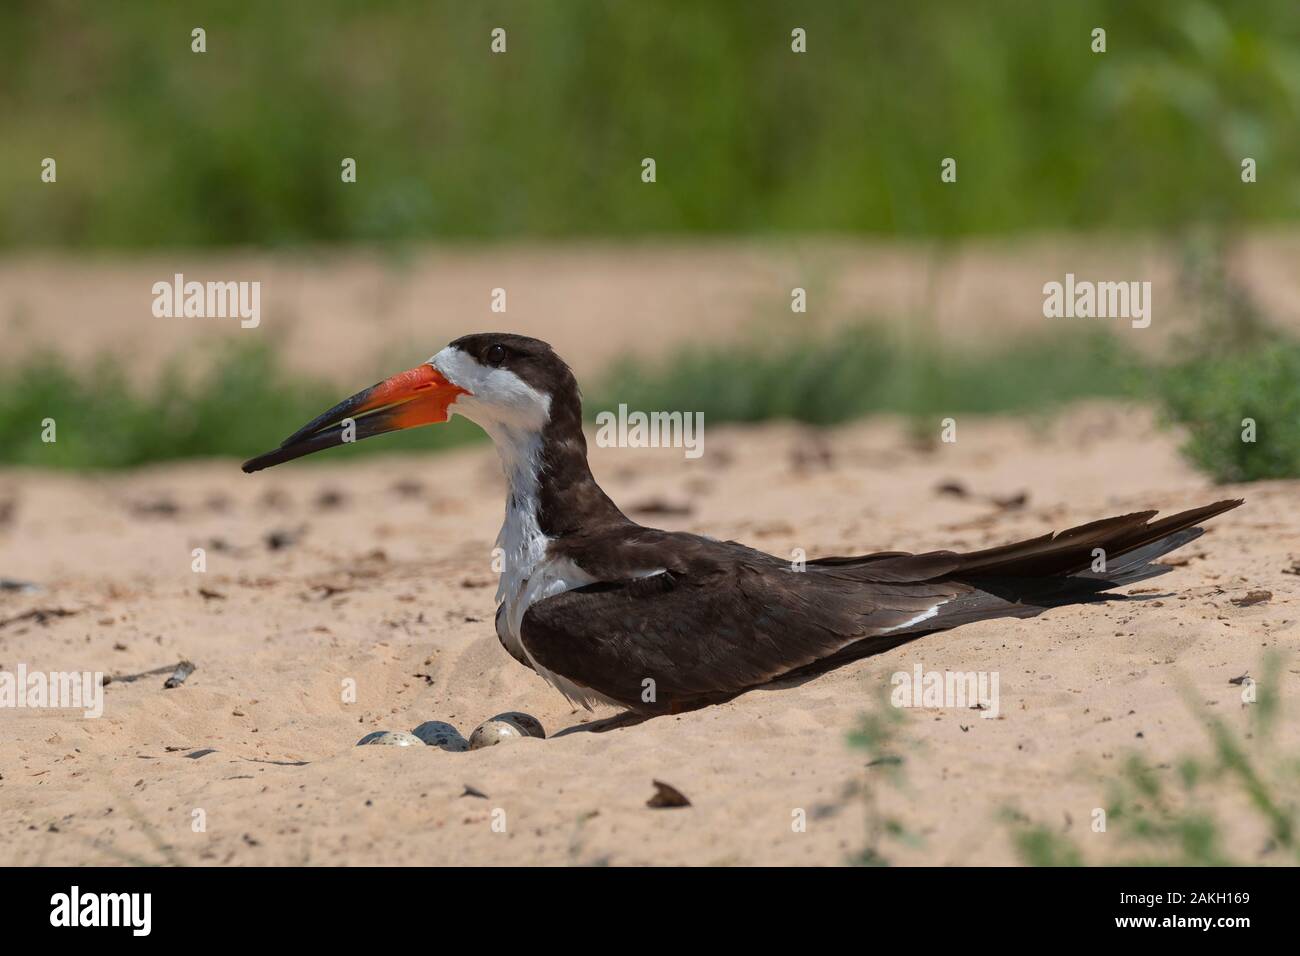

{"left": 5, "top": 232, "right": 1300, "bottom": 385}
{"left": 1, "top": 403, "right": 1296, "bottom": 866}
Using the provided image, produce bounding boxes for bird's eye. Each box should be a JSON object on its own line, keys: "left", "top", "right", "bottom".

{"left": 485, "top": 344, "right": 508, "bottom": 367}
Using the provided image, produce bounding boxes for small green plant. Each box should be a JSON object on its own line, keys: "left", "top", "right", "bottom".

{"left": 1003, "top": 811, "right": 1085, "bottom": 867}
{"left": 1006, "top": 653, "right": 1299, "bottom": 866}
{"left": 1153, "top": 231, "right": 1300, "bottom": 482}
{"left": 847, "top": 695, "right": 919, "bottom": 866}
{"left": 1158, "top": 343, "right": 1300, "bottom": 483}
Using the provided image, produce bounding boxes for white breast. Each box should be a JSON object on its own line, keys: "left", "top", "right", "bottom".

{"left": 495, "top": 489, "right": 591, "bottom": 643}
{"left": 471, "top": 408, "right": 621, "bottom": 709}
{"left": 494, "top": 499, "right": 623, "bottom": 710}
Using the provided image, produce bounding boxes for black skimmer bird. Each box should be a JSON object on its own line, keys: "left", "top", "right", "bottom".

{"left": 243, "top": 333, "right": 1242, "bottom": 714}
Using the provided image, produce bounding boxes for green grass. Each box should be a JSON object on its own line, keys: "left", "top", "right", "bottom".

{"left": 0, "top": 325, "right": 1144, "bottom": 470}
{"left": 592, "top": 300, "right": 1300, "bottom": 484}
{"left": 848, "top": 653, "right": 1299, "bottom": 866}
{"left": 1006, "top": 654, "right": 1299, "bottom": 866}
{"left": 0, "top": 341, "right": 482, "bottom": 469}
{"left": 2, "top": 0, "right": 1298, "bottom": 249}
{"left": 847, "top": 699, "right": 918, "bottom": 866}
{"left": 592, "top": 324, "right": 1143, "bottom": 425}
{"left": 1160, "top": 342, "right": 1300, "bottom": 482}
{"left": 3, "top": 319, "right": 1300, "bottom": 481}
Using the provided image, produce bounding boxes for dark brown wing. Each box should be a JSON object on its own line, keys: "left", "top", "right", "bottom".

{"left": 521, "top": 532, "right": 960, "bottom": 712}
{"left": 521, "top": 500, "right": 1243, "bottom": 713}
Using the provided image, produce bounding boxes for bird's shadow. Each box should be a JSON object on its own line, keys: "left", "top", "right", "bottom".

{"left": 554, "top": 710, "right": 654, "bottom": 737}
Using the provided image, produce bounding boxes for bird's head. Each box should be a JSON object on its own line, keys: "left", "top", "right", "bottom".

{"left": 242, "top": 333, "right": 578, "bottom": 473}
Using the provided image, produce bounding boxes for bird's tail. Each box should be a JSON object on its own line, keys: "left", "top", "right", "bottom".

{"left": 780, "top": 499, "right": 1244, "bottom": 688}
{"left": 876, "top": 498, "right": 1244, "bottom": 635}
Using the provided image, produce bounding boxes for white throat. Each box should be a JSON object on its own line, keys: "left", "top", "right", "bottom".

{"left": 491, "top": 429, "right": 549, "bottom": 612}
{"left": 428, "top": 345, "right": 610, "bottom": 709}
{"left": 459, "top": 391, "right": 550, "bottom": 566}
{"left": 428, "top": 345, "right": 557, "bottom": 612}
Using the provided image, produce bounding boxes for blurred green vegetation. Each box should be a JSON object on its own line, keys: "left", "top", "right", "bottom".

{"left": 0, "top": 341, "right": 482, "bottom": 468}
{"left": 0, "top": 325, "right": 1142, "bottom": 470}
{"left": 1161, "top": 343, "right": 1300, "bottom": 482}
{"left": 851, "top": 652, "right": 1300, "bottom": 865}
{"left": 4, "top": 319, "right": 1300, "bottom": 481}
{"left": 1, "top": 0, "right": 1297, "bottom": 248}
{"left": 1006, "top": 653, "right": 1299, "bottom": 866}
{"left": 601, "top": 322, "right": 1300, "bottom": 484}
{"left": 848, "top": 694, "right": 918, "bottom": 866}
{"left": 1153, "top": 229, "right": 1300, "bottom": 482}
{"left": 594, "top": 324, "right": 1143, "bottom": 424}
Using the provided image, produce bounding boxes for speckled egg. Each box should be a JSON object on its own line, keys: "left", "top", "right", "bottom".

{"left": 356, "top": 730, "right": 423, "bottom": 747}
{"left": 468, "top": 720, "right": 524, "bottom": 750}
{"left": 411, "top": 721, "right": 470, "bottom": 752}
{"left": 486, "top": 711, "right": 546, "bottom": 739}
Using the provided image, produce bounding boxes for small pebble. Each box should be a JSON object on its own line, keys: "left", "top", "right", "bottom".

{"left": 411, "top": 721, "right": 470, "bottom": 752}
{"left": 1230, "top": 589, "right": 1272, "bottom": 607}
{"left": 357, "top": 730, "right": 422, "bottom": 747}
{"left": 486, "top": 711, "right": 546, "bottom": 739}
{"left": 469, "top": 720, "right": 524, "bottom": 750}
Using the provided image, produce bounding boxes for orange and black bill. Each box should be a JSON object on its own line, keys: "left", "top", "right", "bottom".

{"left": 241, "top": 365, "right": 467, "bottom": 473}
